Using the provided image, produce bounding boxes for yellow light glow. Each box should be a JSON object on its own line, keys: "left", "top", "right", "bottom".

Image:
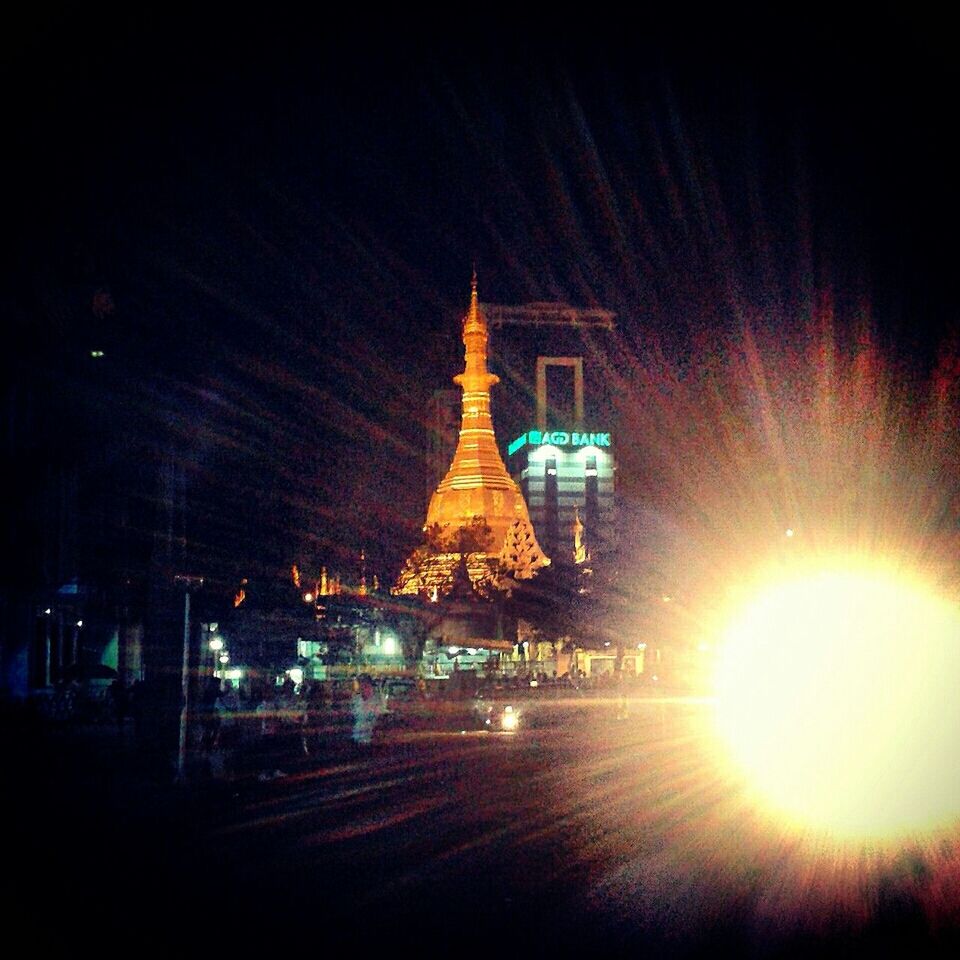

{"left": 712, "top": 557, "right": 960, "bottom": 841}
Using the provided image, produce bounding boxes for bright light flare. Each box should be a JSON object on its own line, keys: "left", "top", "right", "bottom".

{"left": 713, "top": 558, "right": 960, "bottom": 841}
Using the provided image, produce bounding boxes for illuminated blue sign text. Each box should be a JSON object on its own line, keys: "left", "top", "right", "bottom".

{"left": 508, "top": 430, "right": 612, "bottom": 455}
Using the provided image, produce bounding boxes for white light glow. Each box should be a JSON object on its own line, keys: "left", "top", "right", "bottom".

{"left": 713, "top": 558, "right": 960, "bottom": 840}
{"left": 574, "top": 445, "right": 604, "bottom": 460}
{"left": 529, "top": 444, "right": 561, "bottom": 462}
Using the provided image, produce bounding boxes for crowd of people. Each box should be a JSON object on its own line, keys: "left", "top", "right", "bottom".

{"left": 192, "top": 674, "right": 395, "bottom": 782}
{"left": 32, "top": 665, "right": 660, "bottom": 785}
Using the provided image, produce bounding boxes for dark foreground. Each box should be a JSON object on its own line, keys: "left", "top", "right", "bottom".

{"left": 8, "top": 697, "right": 960, "bottom": 958}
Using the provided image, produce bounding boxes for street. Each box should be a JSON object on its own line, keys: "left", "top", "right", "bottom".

{"left": 9, "top": 697, "right": 960, "bottom": 957}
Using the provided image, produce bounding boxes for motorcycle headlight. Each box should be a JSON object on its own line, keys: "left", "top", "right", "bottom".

{"left": 501, "top": 705, "right": 518, "bottom": 731}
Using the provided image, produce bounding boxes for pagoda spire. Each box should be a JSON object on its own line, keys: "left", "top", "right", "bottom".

{"left": 426, "top": 275, "right": 546, "bottom": 557}
{"left": 455, "top": 271, "right": 499, "bottom": 398}
{"left": 394, "top": 276, "right": 549, "bottom": 597}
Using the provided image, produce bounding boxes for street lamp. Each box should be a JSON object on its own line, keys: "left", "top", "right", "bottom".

{"left": 207, "top": 631, "right": 224, "bottom": 679}
{"left": 174, "top": 573, "right": 205, "bottom": 784}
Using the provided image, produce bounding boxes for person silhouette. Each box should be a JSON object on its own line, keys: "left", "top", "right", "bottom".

{"left": 351, "top": 675, "right": 384, "bottom": 747}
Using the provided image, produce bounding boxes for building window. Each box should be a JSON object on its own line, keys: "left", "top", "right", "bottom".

{"left": 585, "top": 456, "right": 599, "bottom": 544}
{"left": 544, "top": 456, "right": 559, "bottom": 551}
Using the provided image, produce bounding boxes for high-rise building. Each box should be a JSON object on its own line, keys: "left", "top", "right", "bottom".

{"left": 483, "top": 304, "right": 618, "bottom": 563}
{"left": 507, "top": 420, "right": 616, "bottom": 563}
{"left": 506, "top": 354, "right": 615, "bottom": 562}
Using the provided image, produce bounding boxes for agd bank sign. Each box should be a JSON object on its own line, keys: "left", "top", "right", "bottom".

{"left": 508, "top": 430, "right": 612, "bottom": 456}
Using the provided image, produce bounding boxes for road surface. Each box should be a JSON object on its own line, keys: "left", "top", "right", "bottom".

{"left": 10, "top": 697, "right": 960, "bottom": 957}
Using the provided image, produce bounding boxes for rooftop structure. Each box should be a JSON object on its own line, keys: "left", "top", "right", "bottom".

{"left": 482, "top": 302, "right": 616, "bottom": 331}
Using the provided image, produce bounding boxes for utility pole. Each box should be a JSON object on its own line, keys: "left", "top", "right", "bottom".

{"left": 175, "top": 574, "right": 205, "bottom": 783}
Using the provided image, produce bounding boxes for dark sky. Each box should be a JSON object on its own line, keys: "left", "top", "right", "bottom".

{"left": 6, "top": 6, "right": 960, "bottom": 590}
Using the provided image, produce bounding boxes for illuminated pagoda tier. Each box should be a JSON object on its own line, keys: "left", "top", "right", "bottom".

{"left": 395, "top": 276, "right": 549, "bottom": 598}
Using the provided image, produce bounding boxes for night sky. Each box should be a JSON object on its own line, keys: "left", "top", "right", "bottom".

{"left": 6, "top": 7, "right": 960, "bottom": 594}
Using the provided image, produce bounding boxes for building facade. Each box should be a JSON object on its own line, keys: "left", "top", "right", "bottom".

{"left": 507, "top": 426, "right": 616, "bottom": 563}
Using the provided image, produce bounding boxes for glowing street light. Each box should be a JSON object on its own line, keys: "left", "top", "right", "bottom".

{"left": 713, "top": 558, "right": 960, "bottom": 840}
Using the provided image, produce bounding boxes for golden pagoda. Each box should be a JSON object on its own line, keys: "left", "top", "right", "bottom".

{"left": 394, "top": 276, "right": 549, "bottom": 597}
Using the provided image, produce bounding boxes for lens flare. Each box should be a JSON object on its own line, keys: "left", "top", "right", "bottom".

{"left": 712, "top": 557, "right": 960, "bottom": 841}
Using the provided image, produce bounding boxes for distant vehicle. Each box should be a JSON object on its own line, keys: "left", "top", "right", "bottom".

{"left": 471, "top": 682, "right": 533, "bottom": 733}
{"left": 380, "top": 677, "right": 432, "bottom": 732}
{"left": 382, "top": 677, "right": 419, "bottom": 702}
